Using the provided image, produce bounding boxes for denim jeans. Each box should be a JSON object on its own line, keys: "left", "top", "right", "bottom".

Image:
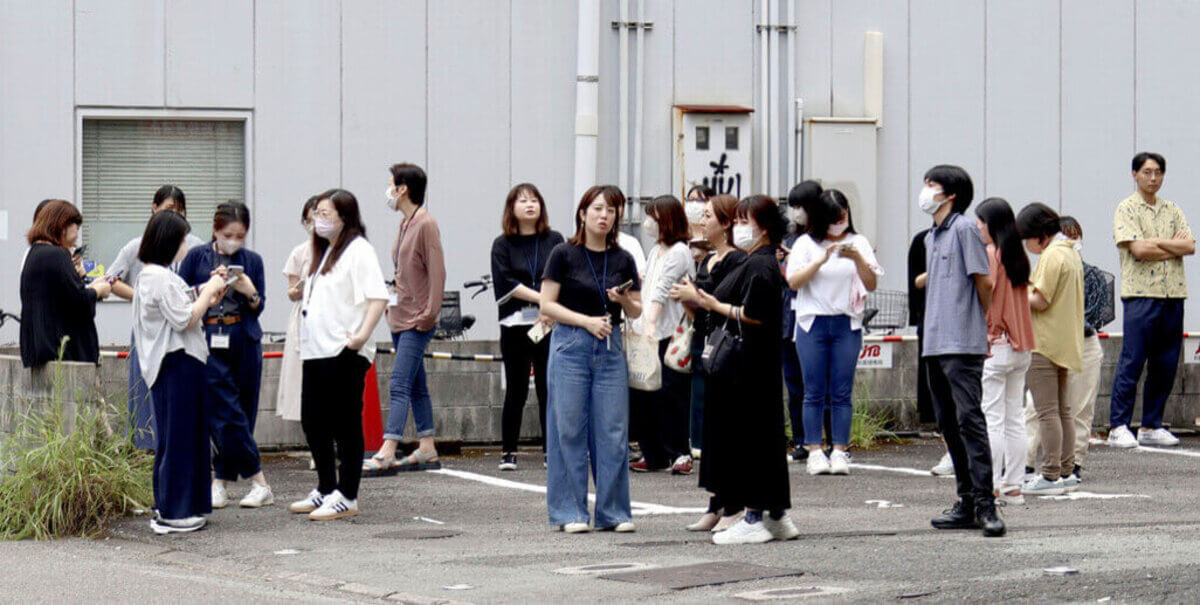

{"left": 384, "top": 329, "right": 436, "bottom": 441}
{"left": 545, "top": 324, "right": 632, "bottom": 528}
{"left": 796, "top": 315, "right": 861, "bottom": 447}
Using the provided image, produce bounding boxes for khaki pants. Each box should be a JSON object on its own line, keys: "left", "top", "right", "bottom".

{"left": 1024, "top": 353, "right": 1074, "bottom": 480}
{"left": 1026, "top": 335, "right": 1103, "bottom": 470}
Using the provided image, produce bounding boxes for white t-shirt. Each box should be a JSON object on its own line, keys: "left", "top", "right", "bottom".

{"left": 785, "top": 233, "right": 884, "bottom": 334}
{"left": 300, "top": 237, "right": 389, "bottom": 362}
{"left": 283, "top": 241, "right": 312, "bottom": 280}
{"left": 617, "top": 231, "right": 647, "bottom": 277}
{"left": 132, "top": 264, "right": 208, "bottom": 386}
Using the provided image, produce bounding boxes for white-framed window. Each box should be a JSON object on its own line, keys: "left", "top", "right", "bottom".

{"left": 76, "top": 109, "right": 252, "bottom": 272}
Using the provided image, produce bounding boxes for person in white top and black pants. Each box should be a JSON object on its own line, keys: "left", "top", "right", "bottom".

{"left": 785, "top": 190, "right": 882, "bottom": 476}
{"left": 289, "top": 189, "right": 389, "bottom": 522}
{"left": 132, "top": 211, "right": 227, "bottom": 534}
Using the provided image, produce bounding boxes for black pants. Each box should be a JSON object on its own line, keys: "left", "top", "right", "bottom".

{"left": 631, "top": 338, "right": 691, "bottom": 469}
{"left": 302, "top": 349, "right": 369, "bottom": 500}
{"left": 499, "top": 325, "right": 549, "bottom": 452}
{"left": 925, "top": 354, "right": 993, "bottom": 505}
{"left": 916, "top": 324, "right": 935, "bottom": 423}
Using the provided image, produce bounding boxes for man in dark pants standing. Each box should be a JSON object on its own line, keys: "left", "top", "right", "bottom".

{"left": 1107, "top": 152, "right": 1194, "bottom": 449}
{"left": 917, "top": 165, "right": 1004, "bottom": 538}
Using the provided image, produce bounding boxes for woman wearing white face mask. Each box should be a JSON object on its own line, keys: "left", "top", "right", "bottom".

{"left": 179, "top": 201, "right": 274, "bottom": 509}
{"left": 685, "top": 184, "right": 716, "bottom": 263}
{"left": 629, "top": 195, "right": 696, "bottom": 475}
{"left": 785, "top": 190, "right": 882, "bottom": 476}
{"left": 277, "top": 195, "right": 321, "bottom": 423}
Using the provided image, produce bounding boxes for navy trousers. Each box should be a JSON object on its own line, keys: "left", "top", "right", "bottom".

{"left": 782, "top": 337, "right": 805, "bottom": 448}
{"left": 152, "top": 351, "right": 212, "bottom": 519}
{"left": 203, "top": 322, "right": 263, "bottom": 481}
{"left": 1110, "top": 297, "right": 1184, "bottom": 430}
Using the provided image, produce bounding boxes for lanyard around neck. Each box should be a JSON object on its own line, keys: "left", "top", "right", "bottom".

{"left": 583, "top": 246, "right": 609, "bottom": 312}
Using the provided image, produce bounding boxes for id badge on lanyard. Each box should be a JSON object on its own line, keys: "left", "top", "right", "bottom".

{"left": 584, "top": 248, "right": 612, "bottom": 349}
{"left": 210, "top": 331, "right": 231, "bottom": 350}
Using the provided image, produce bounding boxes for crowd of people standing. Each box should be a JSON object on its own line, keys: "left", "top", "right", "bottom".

{"left": 15, "top": 150, "right": 1193, "bottom": 542}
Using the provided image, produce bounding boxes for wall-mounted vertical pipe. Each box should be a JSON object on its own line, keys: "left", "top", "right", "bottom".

{"left": 572, "top": 0, "right": 600, "bottom": 203}
{"left": 785, "top": 0, "right": 796, "bottom": 190}
{"left": 768, "top": 0, "right": 781, "bottom": 197}
{"left": 631, "top": 0, "right": 646, "bottom": 213}
{"left": 618, "top": 0, "right": 630, "bottom": 199}
{"left": 758, "top": 0, "right": 770, "bottom": 196}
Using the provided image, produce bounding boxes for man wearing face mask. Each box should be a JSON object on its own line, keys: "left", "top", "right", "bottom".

{"left": 179, "top": 200, "right": 274, "bottom": 509}
{"left": 916, "top": 165, "right": 1004, "bottom": 538}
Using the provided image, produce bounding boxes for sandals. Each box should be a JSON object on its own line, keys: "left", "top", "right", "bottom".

{"left": 395, "top": 449, "right": 441, "bottom": 472}
{"left": 361, "top": 454, "right": 401, "bottom": 477}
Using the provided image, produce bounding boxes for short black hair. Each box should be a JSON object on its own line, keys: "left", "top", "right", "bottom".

{"left": 923, "top": 165, "right": 974, "bottom": 213}
{"left": 153, "top": 185, "right": 186, "bottom": 213}
{"left": 737, "top": 195, "right": 786, "bottom": 247}
{"left": 137, "top": 209, "right": 192, "bottom": 266}
{"left": 1132, "top": 152, "right": 1166, "bottom": 173}
{"left": 805, "top": 189, "right": 857, "bottom": 242}
{"left": 685, "top": 184, "right": 715, "bottom": 200}
{"left": 390, "top": 163, "right": 428, "bottom": 206}
{"left": 1016, "top": 202, "right": 1061, "bottom": 242}
{"left": 787, "top": 180, "right": 823, "bottom": 209}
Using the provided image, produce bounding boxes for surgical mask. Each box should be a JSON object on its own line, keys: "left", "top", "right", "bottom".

{"left": 828, "top": 219, "right": 849, "bottom": 238}
{"left": 216, "top": 237, "right": 243, "bottom": 255}
{"left": 918, "top": 186, "right": 943, "bottom": 215}
{"left": 385, "top": 187, "right": 401, "bottom": 211}
{"left": 641, "top": 217, "right": 659, "bottom": 241}
{"left": 732, "top": 224, "right": 756, "bottom": 249}
{"left": 787, "top": 206, "right": 807, "bottom": 226}
{"left": 685, "top": 201, "right": 705, "bottom": 223}
{"left": 314, "top": 217, "right": 338, "bottom": 239}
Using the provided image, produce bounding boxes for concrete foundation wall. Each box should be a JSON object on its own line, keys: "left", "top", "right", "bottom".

{"left": 4, "top": 337, "right": 1199, "bottom": 450}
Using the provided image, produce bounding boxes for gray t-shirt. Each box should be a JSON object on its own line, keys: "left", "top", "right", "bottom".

{"left": 921, "top": 212, "right": 990, "bottom": 357}
{"left": 107, "top": 233, "right": 205, "bottom": 286}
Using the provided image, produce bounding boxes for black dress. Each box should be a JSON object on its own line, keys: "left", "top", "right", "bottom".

{"left": 19, "top": 243, "right": 100, "bottom": 367}
{"left": 700, "top": 245, "right": 790, "bottom": 512}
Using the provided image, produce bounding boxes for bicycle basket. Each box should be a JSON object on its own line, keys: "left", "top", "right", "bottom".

{"left": 863, "top": 289, "right": 908, "bottom": 333}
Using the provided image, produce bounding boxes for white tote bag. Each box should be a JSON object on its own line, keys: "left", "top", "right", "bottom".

{"left": 625, "top": 331, "right": 662, "bottom": 391}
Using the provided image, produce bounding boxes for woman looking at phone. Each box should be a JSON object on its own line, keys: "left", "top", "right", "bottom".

{"left": 178, "top": 201, "right": 274, "bottom": 510}
{"left": 785, "top": 190, "right": 882, "bottom": 476}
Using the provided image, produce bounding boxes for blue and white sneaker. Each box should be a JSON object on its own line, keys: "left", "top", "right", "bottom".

{"left": 309, "top": 490, "right": 357, "bottom": 521}
{"left": 288, "top": 489, "right": 324, "bottom": 514}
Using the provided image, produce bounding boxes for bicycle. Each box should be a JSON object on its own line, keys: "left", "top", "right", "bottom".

{"left": 433, "top": 274, "right": 492, "bottom": 340}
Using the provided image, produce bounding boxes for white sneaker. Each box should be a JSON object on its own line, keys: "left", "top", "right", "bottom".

{"left": 930, "top": 453, "right": 954, "bottom": 476}
{"left": 828, "top": 450, "right": 851, "bottom": 475}
{"left": 239, "top": 483, "right": 274, "bottom": 508}
{"left": 763, "top": 515, "right": 800, "bottom": 540}
{"left": 150, "top": 515, "right": 206, "bottom": 535}
{"left": 806, "top": 450, "right": 831, "bottom": 475}
{"left": 308, "top": 490, "right": 358, "bottom": 521}
{"left": 288, "top": 489, "right": 324, "bottom": 514}
{"left": 1107, "top": 425, "right": 1138, "bottom": 449}
{"left": 712, "top": 518, "right": 775, "bottom": 545}
{"left": 1022, "top": 475, "right": 1065, "bottom": 496}
{"left": 1138, "top": 427, "right": 1180, "bottom": 447}
{"left": 211, "top": 482, "right": 230, "bottom": 509}
{"left": 614, "top": 521, "right": 636, "bottom": 533}
{"left": 561, "top": 522, "right": 590, "bottom": 534}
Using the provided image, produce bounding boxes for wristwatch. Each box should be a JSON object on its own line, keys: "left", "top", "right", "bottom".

{"left": 249, "top": 293, "right": 262, "bottom": 306}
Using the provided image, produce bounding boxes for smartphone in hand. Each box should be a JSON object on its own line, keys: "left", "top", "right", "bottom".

{"left": 225, "top": 264, "right": 245, "bottom": 287}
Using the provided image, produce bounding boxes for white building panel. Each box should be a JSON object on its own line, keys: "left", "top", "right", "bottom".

{"left": 164, "top": 0, "right": 254, "bottom": 108}
{"left": 75, "top": 0, "right": 165, "bottom": 107}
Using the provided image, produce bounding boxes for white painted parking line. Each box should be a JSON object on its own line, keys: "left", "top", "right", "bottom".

{"left": 429, "top": 468, "right": 706, "bottom": 516}
{"left": 1038, "top": 491, "right": 1151, "bottom": 501}
{"left": 848, "top": 462, "right": 952, "bottom": 478}
{"left": 1133, "top": 445, "right": 1200, "bottom": 458}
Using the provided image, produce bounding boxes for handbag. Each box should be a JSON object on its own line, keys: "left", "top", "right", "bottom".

{"left": 663, "top": 315, "right": 694, "bottom": 374}
{"left": 701, "top": 307, "right": 743, "bottom": 376}
{"left": 625, "top": 330, "right": 662, "bottom": 391}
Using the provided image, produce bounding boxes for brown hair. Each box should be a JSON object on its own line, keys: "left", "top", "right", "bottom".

{"left": 501, "top": 183, "right": 550, "bottom": 236}
{"left": 310, "top": 189, "right": 368, "bottom": 276}
{"left": 26, "top": 199, "right": 82, "bottom": 248}
{"left": 645, "top": 195, "right": 689, "bottom": 246}
{"left": 568, "top": 185, "right": 624, "bottom": 248}
{"left": 709, "top": 194, "right": 738, "bottom": 245}
{"left": 213, "top": 200, "right": 250, "bottom": 232}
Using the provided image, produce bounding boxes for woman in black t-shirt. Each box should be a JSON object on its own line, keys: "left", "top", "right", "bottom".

{"left": 490, "top": 183, "right": 565, "bottom": 471}
{"left": 540, "top": 185, "right": 642, "bottom": 534}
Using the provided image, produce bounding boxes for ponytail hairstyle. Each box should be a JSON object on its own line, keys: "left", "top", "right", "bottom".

{"left": 976, "top": 197, "right": 1030, "bottom": 287}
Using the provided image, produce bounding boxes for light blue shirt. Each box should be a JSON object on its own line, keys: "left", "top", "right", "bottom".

{"left": 922, "top": 212, "right": 990, "bottom": 357}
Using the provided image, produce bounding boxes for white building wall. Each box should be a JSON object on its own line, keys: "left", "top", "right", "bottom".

{"left": 2, "top": 0, "right": 1200, "bottom": 348}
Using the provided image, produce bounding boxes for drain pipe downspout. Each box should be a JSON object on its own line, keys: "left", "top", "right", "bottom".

{"left": 618, "top": 0, "right": 630, "bottom": 198}
{"left": 572, "top": 0, "right": 600, "bottom": 203}
{"left": 631, "top": 0, "right": 646, "bottom": 214}
{"left": 758, "top": 0, "right": 770, "bottom": 196}
{"left": 785, "top": 0, "right": 796, "bottom": 189}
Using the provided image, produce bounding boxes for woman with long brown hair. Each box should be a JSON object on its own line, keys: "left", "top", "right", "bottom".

{"left": 289, "top": 189, "right": 389, "bottom": 521}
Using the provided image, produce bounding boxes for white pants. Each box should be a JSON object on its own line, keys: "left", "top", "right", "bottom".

{"left": 981, "top": 343, "right": 1032, "bottom": 489}
{"left": 1027, "top": 334, "right": 1103, "bottom": 469}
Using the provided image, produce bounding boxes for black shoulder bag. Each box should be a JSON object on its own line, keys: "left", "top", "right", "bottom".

{"left": 701, "top": 306, "right": 743, "bottom": 375}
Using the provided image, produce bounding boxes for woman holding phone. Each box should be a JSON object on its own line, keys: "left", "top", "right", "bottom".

{"left": 540, "top": 185, "right": 642, "bottom": 533}
{"left": 179, "top": 201, "right": 274, "bottom": 510}
{"left": 489, "top": 183, "right": 564, "bottom": 471}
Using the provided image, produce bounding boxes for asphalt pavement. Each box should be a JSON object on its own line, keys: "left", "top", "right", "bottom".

{"left": 3, "top": 437, "right": 1200, "bottom": 603}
